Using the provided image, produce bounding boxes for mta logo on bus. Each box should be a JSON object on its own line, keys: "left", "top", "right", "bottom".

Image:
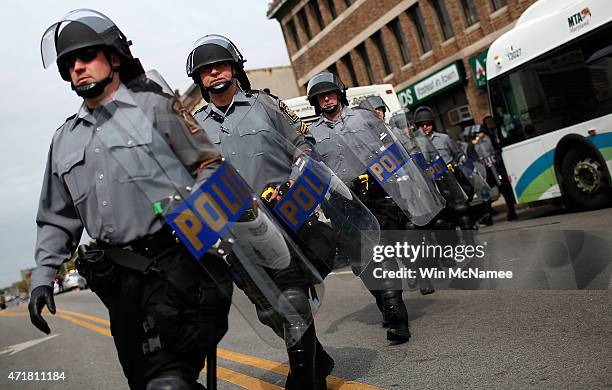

{"left": 274, "top": 160, "right": 332, "bottom": 231}
{"left": 568, "top": 8, "right": 591, "bottom": 33}
{"left": 165, "top": 163, "right": 252, "bottom": 260}
{"left": 367, "top": 142, "right": 409, "bottom": 185}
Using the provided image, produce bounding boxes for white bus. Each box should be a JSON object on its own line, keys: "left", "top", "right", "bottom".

{"left": 487, "top": 0, "right": 612, "bottom": 209}
{"left": 283, "top": 84, "right": 402, "bottom": 124}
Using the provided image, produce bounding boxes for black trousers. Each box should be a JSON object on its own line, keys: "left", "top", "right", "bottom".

{"left": 93, "top": 245, "right": 232, "bottom": 390}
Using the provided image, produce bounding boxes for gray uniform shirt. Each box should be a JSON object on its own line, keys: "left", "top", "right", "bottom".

{"left": 309, "top": 107, "right": 383, "bottom": 183}
{"left": 429, "top": 131, "right": 463, "bottom": 164}
{"left": 33, "top": 83, "right": 218, "bottom": 289}
{"left": 473, "top": 134, "right": 496, "bottom": 159}
{"left": 194, "top": 88, "right": 314, "bottom": 195}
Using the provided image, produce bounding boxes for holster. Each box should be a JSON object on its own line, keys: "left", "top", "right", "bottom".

{"left": 76, "top": 244, "right": 118, "bottom": 292}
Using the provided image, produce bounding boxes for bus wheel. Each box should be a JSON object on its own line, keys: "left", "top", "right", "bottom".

{"left": 561, "top": 149, "right": 610, "bottom": 210}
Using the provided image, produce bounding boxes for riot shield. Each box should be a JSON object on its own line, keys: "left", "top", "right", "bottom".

{"left": 453, "top": 155, "right": 493, "bottom": 202}
{"left": 89, "top": 70, "right": 324, "bottom": 347}
{"left": 316, "top": 107, "right": 445, "bottom": 226}
{"left": 200, "top": 92, "right": 382, "bottom": 276}
{"left": 474, "top": 137, "right": 503, "bottom": 187}
{"left": 388, "top": 110, "right": 468, "bottom": 208}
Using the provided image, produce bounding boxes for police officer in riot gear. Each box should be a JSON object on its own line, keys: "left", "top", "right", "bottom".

{"left": 30, "top": 10, "right": 232, "bottom": 389}
{"left": 359, "top": 96, "right": 388, "bottom": 121}
{"left": 306, "top": 72, "right": 412, "bottom": 344}
{"left": 186, "top": 35, "right": 334, "bottom": 389}
{"left": 413, "top": 106, "right": 476, "bottom": 230}
{"left": 471, "top": 123, "right": 518, "bottom": 221}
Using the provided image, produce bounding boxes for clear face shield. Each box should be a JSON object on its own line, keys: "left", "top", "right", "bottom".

{"left": 41, "top": 9, "right": 120, "bottom": 69}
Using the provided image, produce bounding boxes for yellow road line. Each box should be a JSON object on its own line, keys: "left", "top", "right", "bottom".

{"left": 203, "top": 364, "right": 284, "bottom": 390}
{"left": 57, "top": 310, "right": 385, "bottom": 390}
{"left": 57, "top": 309, "right": 110, "bottom": 325}
{"left": 57, "top": 314, "right": 112, "bottom": 337}
{"left": 0, "top": 311, "right": 28, "bottom": 317}
{"left": 217, "top": 349, "right": 384, "bottom": 390}
{"left": 56, "top": 311, "right": 286, "bottom": 389}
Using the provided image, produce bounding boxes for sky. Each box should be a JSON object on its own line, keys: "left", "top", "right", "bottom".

{"left": 0, "top": 1, "right": 290, "bottom": 288}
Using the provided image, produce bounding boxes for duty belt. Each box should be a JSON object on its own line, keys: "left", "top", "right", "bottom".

{"left": 98, "top": 225, "right": 179, "bottom": 259}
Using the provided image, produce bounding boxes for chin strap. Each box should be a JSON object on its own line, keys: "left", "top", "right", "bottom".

{"left": 71, "top": 67, "right": 118, "bottom": 99}
{"left": 322, "top": 104, "right": 339, "bottom": 115}
{"left": 208, "top": 79, "right": 234, "bottom": 95}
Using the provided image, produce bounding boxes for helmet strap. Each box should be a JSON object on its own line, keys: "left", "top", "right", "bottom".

{"left": 70, "top": 51, "right": 118, "bottom": 99}
{"left": 322, "top": 104, "right": 340, "bottom": 115}
{"left": 208, "top": 79, "right": 234, "bottom": 95}
{"left": 71, "top": 68, "right": 116, "bottom": 99}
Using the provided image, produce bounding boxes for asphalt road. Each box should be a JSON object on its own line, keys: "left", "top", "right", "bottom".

{"left": 1, "top": 204, "right": 610, "bottom": 389}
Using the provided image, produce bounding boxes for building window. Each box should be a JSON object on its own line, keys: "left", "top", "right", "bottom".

{"left": 491, "top": 0, "right": 507, "bottom": 11}
{"left": 298, "top": 8, "right": 312, "bottom": 40}
{"left": 310, "top": 0, "right": 324, "bottom": 30}
{"left": 326, "top": 0, "right": 337, "bottom": 18}
{"left": 459, "top": 0, "right": 480, "bottom": 26}
{"left": 371, "top": 31, "right": 392, "bottom": 75}
{"left": 408, "top": 5, "right": 432, "bottom": 53}
{"left": 356, "top": 43, "right": 374, "bottom": 84}
{"left": 389, "top": 17, "right": 411, "bottom": 65}
{"left": 431, "top": 0, "right": 454, "bottom": 40}
{"left": 286, "top": 19, "right": 300, "bottom": 48}
{"left": 341, "top": 54, "right": 358, "bottom": 87}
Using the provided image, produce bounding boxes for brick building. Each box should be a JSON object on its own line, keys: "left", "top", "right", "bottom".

{"left": 267, "top": 0, "right": 537, "bottom": 137}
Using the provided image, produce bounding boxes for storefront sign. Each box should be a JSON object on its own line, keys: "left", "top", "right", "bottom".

{"left": 469, "top": 50, "right": 488, "bottom": 89}
{"left": 397, "top": 61, "right": 465, "bottom": 109}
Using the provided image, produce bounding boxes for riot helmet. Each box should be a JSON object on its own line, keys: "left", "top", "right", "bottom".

{"left": 306, "top": 72, "right": 348, "bottom": 115}
{"left": 413, "top": 106, "right": 435, "bottom": 125}
{"left": 413, "top": 106, "right": 436, "bottom": 135}
{"left": 186, "top": 34, "right": 251, "bottom": 102}
{"left": 365, "top": 96, "right": 388, "bottom": 119}
{"left": 41, "top": 9, "right": 142, "bottom": 98}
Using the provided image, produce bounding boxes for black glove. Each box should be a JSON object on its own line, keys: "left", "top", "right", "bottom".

{"left": 28, "top": 286, "right": 56, "bottom": 334}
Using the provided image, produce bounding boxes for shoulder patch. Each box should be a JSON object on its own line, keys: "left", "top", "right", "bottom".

{"left": 172, "top": 98, "right": 202, "bottom": 134}
{"left": 278, "top": 100, "right": 300, "bottom": 124}
{"left": 298, "top": 122, "right": 309, "bottom": 135}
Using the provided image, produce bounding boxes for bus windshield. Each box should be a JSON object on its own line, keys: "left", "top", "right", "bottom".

{"left": 489, "top": 22, "right": 612, "bottom": 147}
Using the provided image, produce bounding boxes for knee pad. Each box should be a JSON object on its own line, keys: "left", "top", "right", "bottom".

{"left": 278, "top": 288, "right": 312, "bottom": 347}
{"left": 255, "top": 306, "right": 284, "bottom": 338}
{"left": 146, "top": 375, "right": 192, "bottom": 390}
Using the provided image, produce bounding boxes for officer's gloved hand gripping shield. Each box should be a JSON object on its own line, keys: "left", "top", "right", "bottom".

{"left": 209, "top": 93, "right": 381, "bottom": 277}
{"left": 339, "top": 108, "right": 445, "bottom": 226}
{"left": 75, "top": 70, "right": 321, "bottom": 347}
{"left": 390, "top": 110, "right": 469, "bottom": 208}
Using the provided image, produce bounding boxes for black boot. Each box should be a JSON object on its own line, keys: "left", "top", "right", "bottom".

{"left": 280, "top": 288, "right": 317, "bottom": 390}
{"left": 380, "top": 290, "right": 411, "bottom": 344}
{"left": 418, "top": 278, "right": 435, "bottom": 295}
{"left": 315, "top": 338, "right": 334, "bottom": 389}
{"left": 285, "top": 323, "right": 317, "bottom": 389}
{"left": 478, "top": 201, "right": 494, "bottom": 226}
{"left": 369, "top": 290, "right": 389, "bottom": 328}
